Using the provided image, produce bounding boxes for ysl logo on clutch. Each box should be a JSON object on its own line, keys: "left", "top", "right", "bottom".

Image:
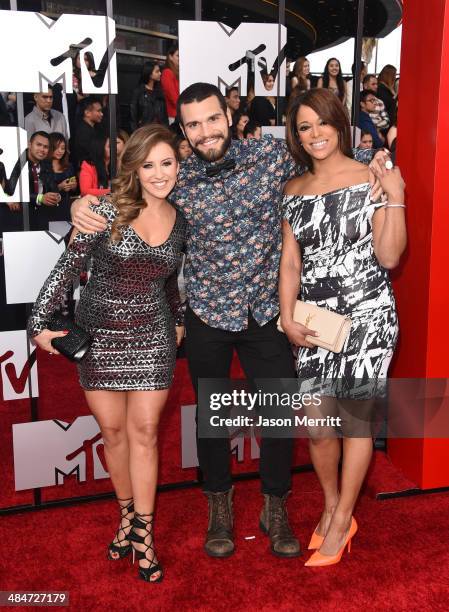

{"left": 305, "top": 313, "right": 314, "bottom": 328}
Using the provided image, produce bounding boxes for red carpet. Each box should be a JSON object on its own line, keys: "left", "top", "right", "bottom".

{"left": 2, "top": 351, "right": 448, "bottom": 609}
{"left": 1, "top": 461, "right": 449, "bottom": 611}
{"left": 0, "top": 351, "right": 312, "bottom": 509}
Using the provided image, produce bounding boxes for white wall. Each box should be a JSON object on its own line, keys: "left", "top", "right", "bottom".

{"left": 306, "top": 25, "right": 402, "bottom": 77}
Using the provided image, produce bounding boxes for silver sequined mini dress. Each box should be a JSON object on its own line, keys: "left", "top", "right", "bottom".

{"left": 28, "top": 198, "right": 186, "bottom": 391}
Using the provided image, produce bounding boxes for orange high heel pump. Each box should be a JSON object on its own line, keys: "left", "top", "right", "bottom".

{"left": 304, "top": 517, "right": 358, "bottom": 567}
{"left": 307, "top": 528, "right": 325, "bottom": 550}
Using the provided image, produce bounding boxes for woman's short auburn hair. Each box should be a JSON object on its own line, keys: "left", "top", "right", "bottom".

{"left": 286, "top": 88, "right": 353, "bottom": 172}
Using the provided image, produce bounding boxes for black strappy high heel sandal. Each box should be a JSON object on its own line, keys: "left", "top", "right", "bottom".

{"left": 129, "top": 512, "right": 163, "bottom": 583}
{"left": 107, "top": 497, "right": 134, "bottom": 561}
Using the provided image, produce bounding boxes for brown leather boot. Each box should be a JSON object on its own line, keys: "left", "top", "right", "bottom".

{"left": 204, "top": 486, "right": 235, "bottom": 558}
{"left": 259, "top": 492, "right": 301, "bottom": 557}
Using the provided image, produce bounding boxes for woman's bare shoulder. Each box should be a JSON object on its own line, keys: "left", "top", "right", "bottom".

{"left": 347, "top": 158, "right": 370, "bottom": 182}
{"left": 284, "top": 173, "right": 312, "bottom": 196}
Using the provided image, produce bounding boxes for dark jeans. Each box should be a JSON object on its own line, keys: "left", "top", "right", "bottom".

{"left": 185, "top": 305, "right": 296, "bottom": 497}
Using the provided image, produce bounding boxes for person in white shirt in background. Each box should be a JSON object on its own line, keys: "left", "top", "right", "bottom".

{"left": 24, "top": 86, "right": 69, "bottom": 141}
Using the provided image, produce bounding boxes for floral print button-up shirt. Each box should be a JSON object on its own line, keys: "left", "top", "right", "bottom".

{"left": 170, "top": 136, "right": 373, "bottom": 332}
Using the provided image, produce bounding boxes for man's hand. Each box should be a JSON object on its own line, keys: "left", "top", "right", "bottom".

{"left": 42, "top": 192, "right": 61, "bottom": 206}
{"left": 176, "top": 325, "right": 185, "bottom": 347}
{"left": 71, "top": 195, "right": 106, "bottom": 234}
{"left": 369, "top": 149, "right": 391, "bottom": 201}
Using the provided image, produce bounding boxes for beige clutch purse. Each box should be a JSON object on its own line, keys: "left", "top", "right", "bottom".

{"left": 277, "top": 301, "right": 352, "bottom": 353}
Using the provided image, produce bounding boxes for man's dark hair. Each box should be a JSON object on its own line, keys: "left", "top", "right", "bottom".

{"left": 30, "top": 130, "right": 50, "bottom": 143}
{"left": 363, "top": 73, "right": 377, "bottom": 86}
{"left": 225, "top": 86, "right": 239, "bottom": 98}
{"left": 360, "top": 89, "right": 376, "bottom": 103}
{"left": 176, "top": 83, "right": 228, "bottom": 125}
{"left": 79, "top": 95, "right": 103, "bottom": 117}
{"left": 243, "top": 120, "right": 261, "bottom": 138}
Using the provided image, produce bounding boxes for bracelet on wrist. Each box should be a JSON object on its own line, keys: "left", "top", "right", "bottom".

{"left": 36, "top": 193, "right": 43, "bottom": 205}
{"left": 384, "top": 203, "right": 405, "bottom": 209}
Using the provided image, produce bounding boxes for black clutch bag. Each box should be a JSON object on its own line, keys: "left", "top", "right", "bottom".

{"left": 48, "top": 314, "right": 92, "bottom": 363}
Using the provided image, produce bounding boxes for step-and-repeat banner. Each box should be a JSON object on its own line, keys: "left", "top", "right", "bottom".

{"left": 0, "top": 13, "right": 291, "bottom": 508}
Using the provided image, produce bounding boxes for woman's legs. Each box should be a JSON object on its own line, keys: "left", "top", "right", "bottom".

{"left": 84, "top": 390, "right": 132, "bottom": 497}
{"left": 309, "top": 438, "right": 341, "bottom": 535}
{"left": 126, "top": 388, "right": 169, "bottom": 580}
{"left": 317, "top": 399, "right": 375, "bottom": 555}
{"left": 84, "top": 390, "right": 133, "bottom": 557}
{"left": 318, "top": 437, "right": 372, "bottom": 555}
{"left": 305, "top": 397, "right": 341, "bottom": 536}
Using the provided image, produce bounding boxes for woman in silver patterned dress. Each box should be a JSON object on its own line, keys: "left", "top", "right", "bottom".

{"left": 279, "top": 89, "right": 406, "bottom": 566}
{"left": 28, "top": 125, "right": 186, "bottom": 583}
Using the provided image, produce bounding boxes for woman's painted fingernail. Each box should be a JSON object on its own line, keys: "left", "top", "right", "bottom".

{"left": 63, "top": 330, "right": 70, "bottom": 334}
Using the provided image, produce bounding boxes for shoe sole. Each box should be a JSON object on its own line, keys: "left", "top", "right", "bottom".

{"left": 137, "top": 572, "right": 164, "bottom": 583}
{"left": 259, "top": 521, "right": 302, "bottom": 558}
{"left": 204, "top": 544, "right": 235, "bottom": 558}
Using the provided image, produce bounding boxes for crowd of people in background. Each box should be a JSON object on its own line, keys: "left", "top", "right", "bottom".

{"left": 0, "top": 45, "right": 399, "bottom": 232}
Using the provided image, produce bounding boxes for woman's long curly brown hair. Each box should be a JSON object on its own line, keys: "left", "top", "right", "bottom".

{"left": 110, "top": 124, "right": 176, "bottom": 242}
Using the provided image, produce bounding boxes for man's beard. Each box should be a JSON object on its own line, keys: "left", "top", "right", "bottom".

{"left": 190, "top": 129, "right": 232, "bottom": 163}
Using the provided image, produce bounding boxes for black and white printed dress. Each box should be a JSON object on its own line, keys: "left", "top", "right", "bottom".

{"left": 282, "top": 182, "right": 398, "bottom": 399}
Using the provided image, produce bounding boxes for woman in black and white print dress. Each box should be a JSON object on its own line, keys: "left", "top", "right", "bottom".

{"left": 282, "top": 181, "right": 398, "bottom": 400}
{"left": 279, "top": 89, "right": 406, "bottom": 567}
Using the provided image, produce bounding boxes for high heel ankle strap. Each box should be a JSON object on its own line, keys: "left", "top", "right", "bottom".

{"left": 130, "top": 513, "right": 155, "bottom": 542}
{"left": 133, "top": 512, "right": 154, "bottom": 531}
{"left": 134, "top": 511, "right": 154, "bottom": 519}
{"left": 117, "top": 496, "right": 133, "bottom": 504}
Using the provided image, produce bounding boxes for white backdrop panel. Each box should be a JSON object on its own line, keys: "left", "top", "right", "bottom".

{"left": 0, "top": 330, "right": 38, "bottom": 401}
{"left": 179, "top": 21, "right": 286, "bottom": 96}
{"left": 13, "top": 416, "right": 108, "bottom": 491}
{"left": 3, "top": 231, "right": 66, "bottom": 304}
{"left": 0, "top": 11, "right": 117, "bottom": 94}
{"left": 0, "top": 127, "right": 29, "bottom": 203}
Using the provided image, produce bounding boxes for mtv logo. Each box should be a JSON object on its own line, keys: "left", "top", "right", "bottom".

{"left": 0, "top": 11, "right": 117, "bottom": 94}
{"left": 179, "top": 21, "right": 286, "bottom": 97}
{"left": 181, "top": 404, "right": 260, "bottom": 469}
{"left": 0, "top": 330, "right": 38, "bottom": 401}
{"left": 3, "top": 231, "right": 66, "bottom": 304}
{"left": 0, "top": 127, "right": 29, "bottom": 203}
{"left": 13, "top": 416, "right": 109, "bottom": 491}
